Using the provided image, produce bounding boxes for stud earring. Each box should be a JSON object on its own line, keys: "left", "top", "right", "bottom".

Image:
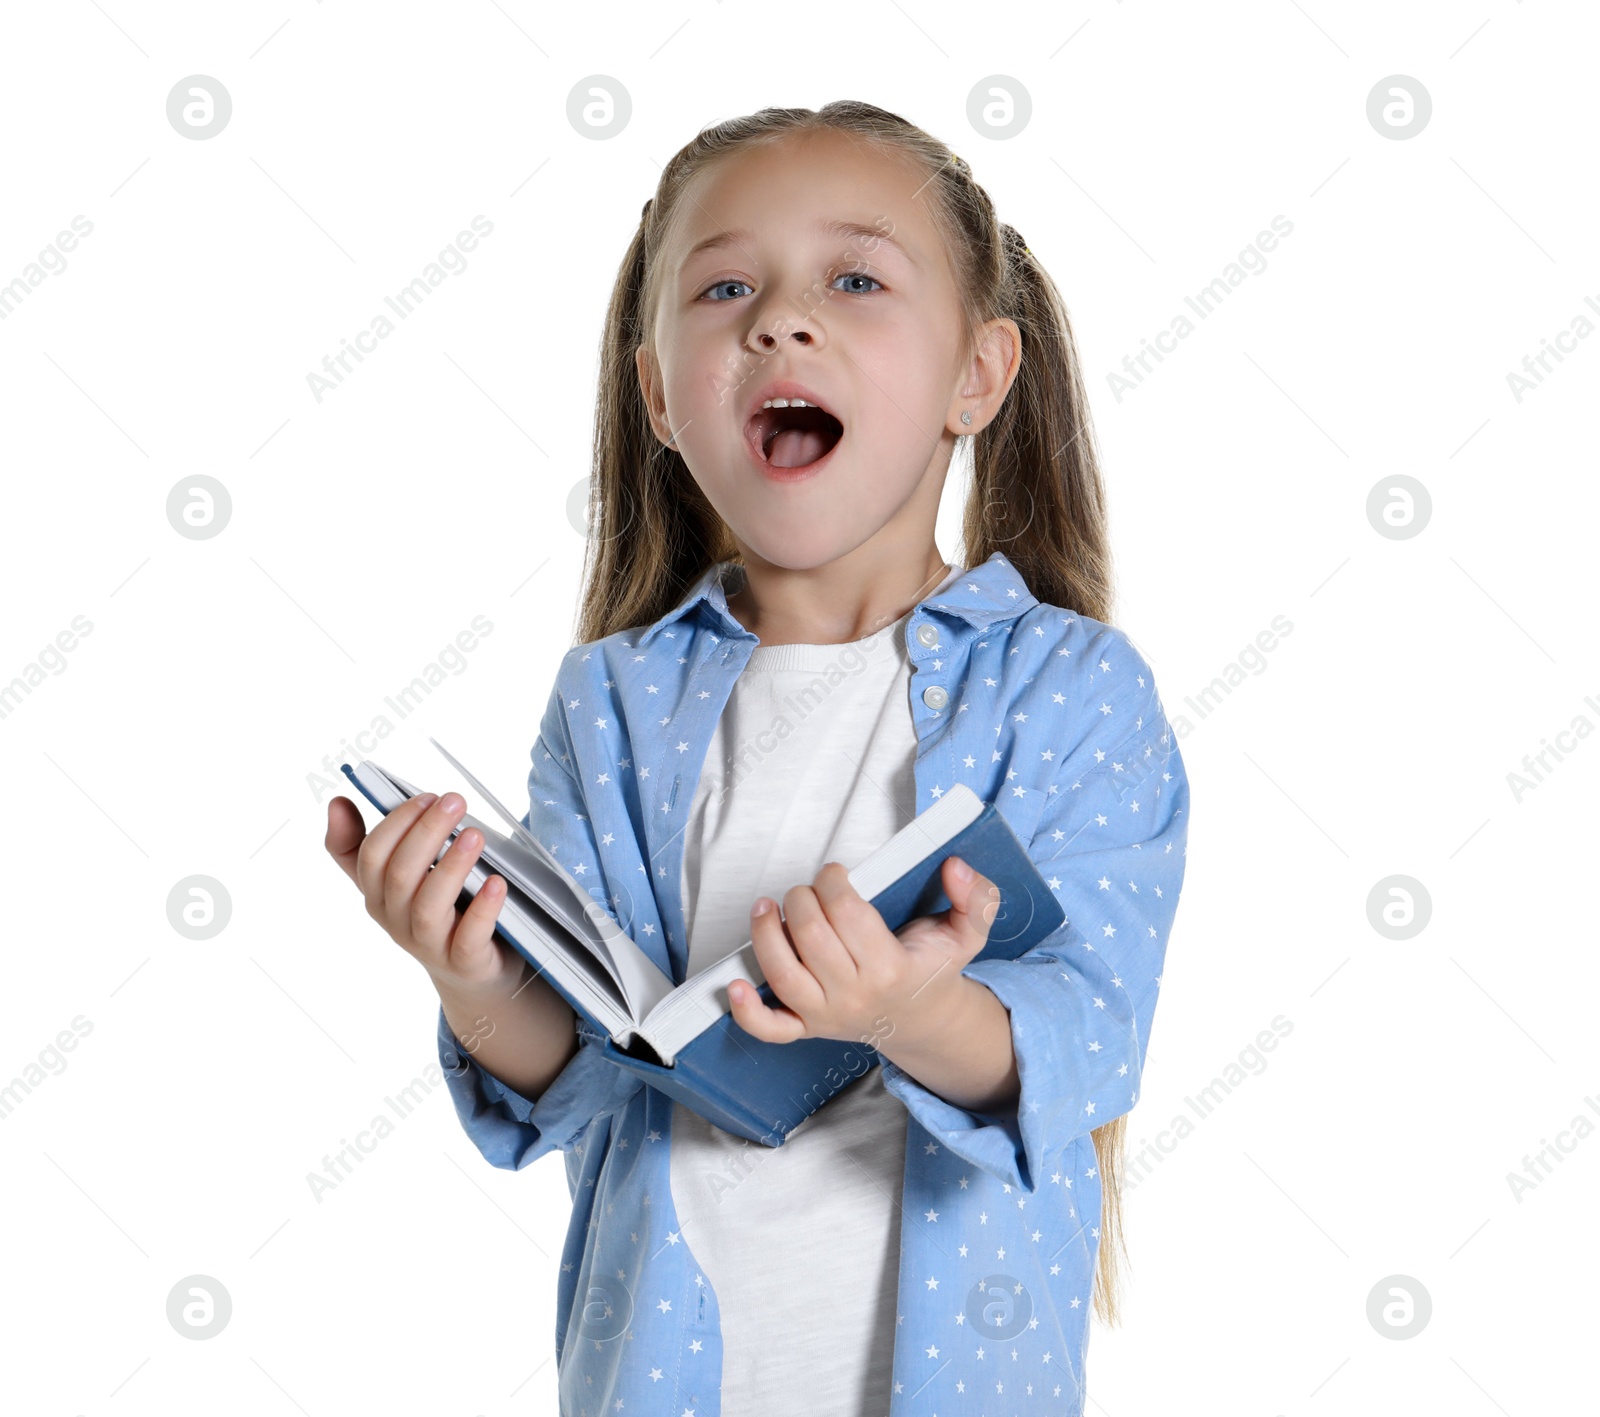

{"left": 960, "top": 410, "right": 973, "bottom": 426}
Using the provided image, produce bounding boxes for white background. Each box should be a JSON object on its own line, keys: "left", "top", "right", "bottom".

{"left": 1, "top": 1, "right": 1594, "bottom": 1413}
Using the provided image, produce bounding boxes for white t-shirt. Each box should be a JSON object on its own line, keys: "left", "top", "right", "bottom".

{"left": 668, "top": 564, "right": 965, "bottom": 1415}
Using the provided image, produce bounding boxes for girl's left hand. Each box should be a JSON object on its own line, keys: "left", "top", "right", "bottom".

{"left": 727, "top": 854, "right": 1001, "bottom": 1046}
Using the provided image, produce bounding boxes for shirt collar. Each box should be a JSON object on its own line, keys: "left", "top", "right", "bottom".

{"left": 632, "top": 550, "right": 1039, "bottom": 648}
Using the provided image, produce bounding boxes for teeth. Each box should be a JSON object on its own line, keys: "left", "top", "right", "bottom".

{"left": 761, "top": 397, "right": 812, "bottom": 409}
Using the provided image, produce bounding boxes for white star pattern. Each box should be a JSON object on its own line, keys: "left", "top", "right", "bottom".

{"left": 436, "top": 551, "right": 1189, "bottom": 1417}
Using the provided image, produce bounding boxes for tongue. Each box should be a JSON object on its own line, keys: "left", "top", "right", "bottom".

{"left": 767, "top": 426, "right": 833, "bottom": 469}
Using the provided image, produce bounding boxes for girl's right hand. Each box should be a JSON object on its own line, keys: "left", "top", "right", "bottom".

{"left": 324, "top": 791, "right": 525, "bottom": 1002}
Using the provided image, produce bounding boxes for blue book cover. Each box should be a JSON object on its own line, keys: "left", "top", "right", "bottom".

{"left": 596, "top": 794, "right": 1065, "bottom": 1146}
{"left": 340, "top": 751, "right": 1063, "bottom": 1147}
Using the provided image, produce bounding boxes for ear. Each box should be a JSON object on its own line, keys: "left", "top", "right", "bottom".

{"left": 946, "top": 316, "right": 1022, "bottom": 437}
{"left": 634, "top": 342, "right": 674, "bottom": 447}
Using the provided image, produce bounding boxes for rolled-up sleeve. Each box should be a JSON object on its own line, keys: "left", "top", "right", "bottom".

{"left": 880, "top": 639, "right": 1191, "bottom": 1192}
{"left": 436, "top": 674, "right": 645, "bottom": 1170}
{"left": 439, "top": 1005, "right": 639, "bottom": 1170}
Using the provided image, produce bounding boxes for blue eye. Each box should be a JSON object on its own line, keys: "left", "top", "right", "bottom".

{"left": 701, "top": 279, "right": 753, "bottom": 301}
{"left": 697, "top": 271, "right": 885, "bottom": 302}
{"left": 832, "top": 271, "right": 883, "bottom": 295}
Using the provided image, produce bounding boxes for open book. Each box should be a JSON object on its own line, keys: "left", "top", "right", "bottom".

{"left": 341, "top": 739, "right": 1065, "bottom": 1146}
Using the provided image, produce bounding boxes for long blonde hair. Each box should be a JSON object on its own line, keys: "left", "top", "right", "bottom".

{"left": 572, "top": 99, "right": 1132, "bottom": 1325}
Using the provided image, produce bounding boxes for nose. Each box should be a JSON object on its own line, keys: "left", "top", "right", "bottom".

{"left": 745, "top": 306, "right": 825, "bottom": 356}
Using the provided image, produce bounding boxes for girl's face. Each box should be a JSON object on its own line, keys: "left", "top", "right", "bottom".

{"left": 637, "top": 129, "right": 1016, "bottom": 571}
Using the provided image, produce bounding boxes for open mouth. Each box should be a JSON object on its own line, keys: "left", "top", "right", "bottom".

{"left": 746, "top": 403, "right": 845, "bottom": 470}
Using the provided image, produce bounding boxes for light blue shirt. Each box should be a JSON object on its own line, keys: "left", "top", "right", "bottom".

{"left": 436, "top": 550, "right": 1191, "bottom": 1416}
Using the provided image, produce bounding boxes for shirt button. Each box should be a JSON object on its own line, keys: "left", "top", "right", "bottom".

{"left": 922, "top": 684, "right": 948, "bottom": 710}
{"left": 915, "top": 623, "right": 939, "bottom": 648}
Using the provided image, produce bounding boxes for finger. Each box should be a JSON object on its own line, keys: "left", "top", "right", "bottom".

{"left": 747, "top": 894, "right": 824, "bottom": 1021}
{"left": 444, "top": 868, "right": 514, "bottom": 978}
{"left": 809, "top": 861, "right": 888, "bottom": 971}
{"left": 381, "top": 792, "right": 470, "bottom": 925}
{"left": 354, "top": 791, "right": 438, "bottom": 907}
{"left": 325, "top": 797, "right": 368, "bottom": 885}
{"left": 726, "top": 976, "right": 807, "bottom": 1045}
{"left": 410, "top": 823, "right": 489, "bottom": 952}
{"left": 941, "top": 855, "right": 1001, "bottom": 953}
{"left": 779, "top": 874, "right": 857, "bottom": 990}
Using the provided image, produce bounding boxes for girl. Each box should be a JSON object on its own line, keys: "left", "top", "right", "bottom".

{"left": 327, "top": 100, "right": 1190, "bottom": 1416}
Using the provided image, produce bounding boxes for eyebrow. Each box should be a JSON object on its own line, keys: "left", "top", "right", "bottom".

{"left": 679, "top": 218, "right": 914, "bottom": 272}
